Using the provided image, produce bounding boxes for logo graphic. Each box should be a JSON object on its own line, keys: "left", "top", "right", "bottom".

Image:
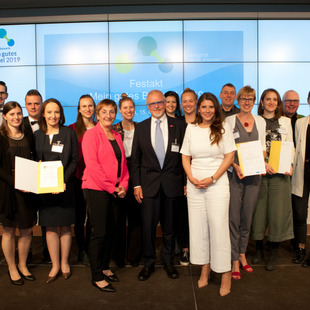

{"left": 115, "top": 36, "right": 173, "bottom": 74}
{"left": 0, "top": 28, "right": 15, "bottom": 47}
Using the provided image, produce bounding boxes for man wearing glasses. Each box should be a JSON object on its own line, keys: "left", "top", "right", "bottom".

{"left": 0, "top": 81, "right": 9, "bottom": 125}
{"left": 131, "top": 90, "right": 186, "bottom": 281}
{"left": 282, "top": 90, "right": 304, "bottom": 145}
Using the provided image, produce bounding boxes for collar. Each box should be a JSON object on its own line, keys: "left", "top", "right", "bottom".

{"left": 151, "top": 113, "right": 167, "bottom": 124}
{"left": 28, "top": 116, "right": 38, "bottom": 122}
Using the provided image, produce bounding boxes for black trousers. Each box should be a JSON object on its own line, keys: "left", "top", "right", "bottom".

{"left": 83, "top": 189, "right": 119, "bottom": 282}
{"left": 112, "top": 180, "right": 142, "bottom": 264}
{"left": 73, "top": 177, "right": 90, "bottom": 254}
{"left": 292, "top": 161, "right": 310, "bottom": 245}
{"left": 142, "top": 186, "right": 180, "bottom": 268}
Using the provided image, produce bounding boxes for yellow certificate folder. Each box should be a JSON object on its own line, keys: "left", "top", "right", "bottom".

{"left": 268, "top": 141, "right": 294, "bottom": 174}
{"left": 15, "top": 156, "right": 64, "bottom": 194}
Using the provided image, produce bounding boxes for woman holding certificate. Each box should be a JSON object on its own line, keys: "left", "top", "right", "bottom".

{"left": 82, "top": 99, "right": 129, "bottom": 293}
{"left": 0, "top": 101, "right": 37, "bottom": 285}
{"left": 35, "top": 98, "right": 78, "bottom": 283}
{"left": 69, "top": 95, "right": 96, "bottom": 265}
{"left": 181, "top": 92, "right": 236, "bottom": 296}
{"left": 226, "top": 86, "right": 266, "bottom": 280}
{"left": 251, "top": 88, "right": 293, "bottom": 271}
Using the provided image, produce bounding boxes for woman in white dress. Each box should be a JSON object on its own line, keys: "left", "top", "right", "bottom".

{"left": 181, "top": 92, "right": 236, "bottom": 296}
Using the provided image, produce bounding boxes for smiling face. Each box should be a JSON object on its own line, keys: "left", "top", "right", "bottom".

{"left": 3, "top": 106, "right": 23, "bottom": 131}
{"left": 238, "top": 94, "right": 255, "bottom": 114}
{"left": 146, "top": 91, "right": 166, "bottom": 119}
{"left": 283, "top": 91, "right": 300, "bottom": 118}
{"left": 97, "top": 104, "right": 116, "bottom": 128}
{"left": 43, "top": 102, "right": 61, "bottom": 129}
{"left": 181, "top": 93, "right": 196, "bottom": 116}
{"left": 198, "top": 100, "right": 215, "bottom": 125}
{"left": 79, "top": 97, "right": 95, "bottom": 121}
{"left": 219, "top": 86, "right": 236, "bottom": 110}
{"left": 25, "top": 95, "right": 42, "bottom": 120}
{"left": 261, "top": 91, "right": 278, "bottom": 115}
{"left": 119, "top": 100, "right": 135, "bottom": 121}
{"left": 165, "top": 95, "right": 177, "bottom": 116}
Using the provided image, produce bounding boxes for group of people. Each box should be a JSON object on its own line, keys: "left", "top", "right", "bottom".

{"left": 0, "top": 80, "right": 310, "bottom": 298}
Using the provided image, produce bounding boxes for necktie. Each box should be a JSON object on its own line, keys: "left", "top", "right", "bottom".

{"left": 155, "top": 119, "right": 165, "bottom": 168}
{"left": 31, "top": 120, "right": 38, "bottom": 125}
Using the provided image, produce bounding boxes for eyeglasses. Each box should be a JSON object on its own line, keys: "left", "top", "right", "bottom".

{"left": 0, "top": 92, "right": 7, "bottom": 96}
{"left": 284, "top": 99, "right": 299, "bottom": 104}
{"left": 147, "top": 100, "right": 165, "bottom": 108}
{"left": 239, "top": 98, "right": 255, "bottom": 104}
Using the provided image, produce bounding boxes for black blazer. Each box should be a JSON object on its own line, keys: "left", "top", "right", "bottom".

{"left": 23, "top": 117, "right": 33, "bottom": 139}
{"left": 131, "top": 116, "right": 186, "bottom": 198}
{"left": 34, "top": 126, "right": 79, "bottom": 183}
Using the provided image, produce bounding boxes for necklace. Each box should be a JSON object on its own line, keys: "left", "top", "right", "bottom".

{"left": 244, "top": 122, "right": 249, "bottom": 127}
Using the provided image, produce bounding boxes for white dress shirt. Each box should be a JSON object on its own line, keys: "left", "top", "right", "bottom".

{"left": 28, "top": 116, "right": 40, "bottom": 132}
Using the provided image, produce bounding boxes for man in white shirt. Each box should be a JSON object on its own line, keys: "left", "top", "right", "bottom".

{"left": 0, "top": 81, "right": 9, "bottom": 125}
{"left": 131, "top": 90, "right": 186, "bottom": 281}
{"left": 23, "top": 89, "right": 42, "bottom": 135}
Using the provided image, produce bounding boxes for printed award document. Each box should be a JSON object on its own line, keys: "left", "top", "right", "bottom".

{"left": 268, "top": 141, "right": 294, "bottom": 174}
{"left": 15, "top": 156, "right": 64, "bottom": 194}
{"left": 236, "top": 140, "right": 266, "bottom": 177}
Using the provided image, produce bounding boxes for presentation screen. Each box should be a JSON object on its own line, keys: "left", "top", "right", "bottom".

{"left": 0, "top": 20, "right": 309, "bottom": 124}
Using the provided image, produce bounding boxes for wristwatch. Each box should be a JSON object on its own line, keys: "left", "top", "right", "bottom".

{"left": 211, "top": 176, "right": 217, "bottom": 184}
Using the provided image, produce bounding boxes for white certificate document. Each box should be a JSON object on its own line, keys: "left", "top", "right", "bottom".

{"left": 15, "top": 157, "right": 64, "bottom": 194}
{"left": 237, "top": 140, "right": 266, "bottom": 177}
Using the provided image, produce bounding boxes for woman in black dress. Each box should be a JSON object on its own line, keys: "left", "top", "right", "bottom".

{"left": 0, "top": 101, "right": 37, "bottom": 285}
{"left": 112, "top": 93, "right": 141, "bottom": 267}
{"left": 34, "top": 98, "right": 78, "bottom": 283}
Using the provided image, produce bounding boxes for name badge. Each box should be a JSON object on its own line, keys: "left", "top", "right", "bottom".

{"left": 171, "top": 138, "right": 180, "bottom": 153}
{"left": 52, "top": 141, "right": 64, "bottom": 153}
{"left": 233, "top": 131, "right": 240, "bottom": 139}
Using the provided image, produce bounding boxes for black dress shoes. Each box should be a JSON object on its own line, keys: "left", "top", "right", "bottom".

{"left": 8, "top": 271, "right": 24, "bottom": 286}
{"left": 302, "top": 256, "right": 310, "bottom": 268}
{"left": 164, "top": 264, "right": 179, "bottom": 279}
{"left": 293, "top": 248, "right": 306, "bottom": 264}
{"left": 138, "top": 266, "right": 155, "bottom": 281}
{"left": 17, "top": 267, "right": 36, "bottom": 281}
{"left": 92, "top": 281, "right": 116, "bottom": 292}
{"left": 104, "top": 273, "right": 119, "bottom": 282}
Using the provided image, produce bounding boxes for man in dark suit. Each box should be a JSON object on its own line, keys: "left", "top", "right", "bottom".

{"left": 24, "top": 89, "right": 42, "bottom": 137}
{"left": 131, "top": 90, "right": 186, "bottom": 281}
{"left": 23, "top": 89, "right": 50, "bottom": 263}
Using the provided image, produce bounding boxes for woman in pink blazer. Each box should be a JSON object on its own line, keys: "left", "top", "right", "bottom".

{"left": 82, "top": 99, "right": 129, "bottom": 293}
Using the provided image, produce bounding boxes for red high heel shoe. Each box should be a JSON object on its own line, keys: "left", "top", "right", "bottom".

{"left": 240, "top": 261, "right": 253, "bottom": 273}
